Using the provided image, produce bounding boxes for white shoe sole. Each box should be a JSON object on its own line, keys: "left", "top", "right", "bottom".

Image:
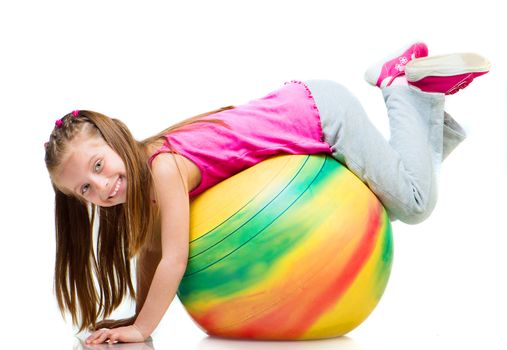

{"left": 405, "top": 53, "right": 491, "bottom": 82}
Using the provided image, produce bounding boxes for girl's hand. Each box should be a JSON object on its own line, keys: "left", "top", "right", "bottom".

{"left": 89, "top": 316, "right": 136, "bottom": 331}
{"left": 85, "top": 325, "right": 146, "bottom": 344}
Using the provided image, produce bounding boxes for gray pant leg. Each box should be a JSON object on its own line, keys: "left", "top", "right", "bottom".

{"left": 303, "top": 79, "right": 465, "bottom": 224}
{"left": 443, "top": 112, "right": 467, "bottom": 160}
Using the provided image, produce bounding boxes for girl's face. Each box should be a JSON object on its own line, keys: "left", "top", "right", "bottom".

{"left": 53, "top": 133, "right": 127, "bottom": 207}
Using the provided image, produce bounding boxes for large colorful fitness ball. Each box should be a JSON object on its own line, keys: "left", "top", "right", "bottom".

{"left": 177, "top": 154, "right": 393, "bottom": 340}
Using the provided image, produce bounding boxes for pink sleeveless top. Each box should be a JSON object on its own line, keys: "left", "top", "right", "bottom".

{"left": 148, "top": 80, "right": 332, "bottom": 198}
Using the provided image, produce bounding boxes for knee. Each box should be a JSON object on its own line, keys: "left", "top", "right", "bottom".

{"left": 395, "top": 208, "right": 431, "bottom": 225}
{"left": 391, "top": 195, "right": 436, "bottom": 225}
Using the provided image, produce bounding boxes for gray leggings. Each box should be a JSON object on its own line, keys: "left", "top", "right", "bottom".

{"left": 304, "top": 80, "right": 466, "bottom": 224}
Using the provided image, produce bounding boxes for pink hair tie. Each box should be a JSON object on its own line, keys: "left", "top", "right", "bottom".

{"left": 54, "top": 110, "right": 78, "bottom": 128}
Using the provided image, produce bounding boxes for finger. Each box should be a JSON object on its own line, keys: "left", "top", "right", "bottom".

{"left": 86, "top": 332, "right": 101, "bottom": 344}
{"left": 86, "top": 331, "right": 102, "bottom": 343}
{"left": 108, "top": 334, "right": 119, "bottom": 344}
{"left": 97, "top": 333, "right": 111, "bottom": 344}
{"left": 90, "top": 328, "right": 108, "bottom": 339}
{"left": 93, "top": 330, "right": 111, "bottom": 344}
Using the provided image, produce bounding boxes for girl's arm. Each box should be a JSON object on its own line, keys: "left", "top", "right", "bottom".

{"left": 133, "top": 153, "right": 191, "bottom": 338}
{"left": 91, "top": 247, "right": 161, "bottom": 331}
{"left": 135, "top": 244, "right": 162, "bottom": 316}
{"left": 85, "top": 154, "right": 190, "bottom": 344}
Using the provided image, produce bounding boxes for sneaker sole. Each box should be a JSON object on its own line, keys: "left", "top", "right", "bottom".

{"left": 405, "top": 53, "right": 491, "bottom": 82}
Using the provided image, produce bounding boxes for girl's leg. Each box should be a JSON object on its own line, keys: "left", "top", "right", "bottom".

{"left": 442, "top": 112, "right": 467, "bottom": 160}
{"left": 303, "top": 79, "right": 465, "bottom": 224}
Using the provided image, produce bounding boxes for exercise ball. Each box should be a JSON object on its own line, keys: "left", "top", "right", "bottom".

{"left": 177, "top": 153, "right": 393, "bottom": 340}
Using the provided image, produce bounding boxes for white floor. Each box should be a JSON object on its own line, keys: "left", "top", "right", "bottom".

{"left": 2, "top": 0, "right": 507, "bottom": 349}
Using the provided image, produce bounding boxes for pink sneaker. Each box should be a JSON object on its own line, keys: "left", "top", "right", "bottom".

{"left": 364, "top": 42, "right": 429, "bottom": 88}
{"left": 405, "top": 53, "right": 491, "bottom": 95}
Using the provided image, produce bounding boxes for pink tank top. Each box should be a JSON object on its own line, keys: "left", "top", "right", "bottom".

{"left": 148, "top": 80, "right": 332, "bottom": 198}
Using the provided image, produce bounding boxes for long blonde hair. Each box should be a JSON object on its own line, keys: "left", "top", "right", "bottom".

{"left": 44, "top": 106, "right": 234, "bottom": 332}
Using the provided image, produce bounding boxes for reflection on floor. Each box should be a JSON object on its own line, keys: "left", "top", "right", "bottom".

{"left": 75, "top": 336, "right": 154, "bottom": 350}
{"left": 74, "top": 335, "right": 364, "bottom": 350}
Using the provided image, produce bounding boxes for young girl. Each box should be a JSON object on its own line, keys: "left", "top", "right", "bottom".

{"left": 44, "top": 42, "right": 490, "bottom": 344}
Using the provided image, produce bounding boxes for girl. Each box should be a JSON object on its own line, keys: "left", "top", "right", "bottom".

{"left": 44, "top": 42, "right": 490, "bottom": 344}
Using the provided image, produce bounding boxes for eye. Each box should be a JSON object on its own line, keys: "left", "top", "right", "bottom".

{"left": 80, "top": 160, "right": 102, "bottom": 195}
{"left": 81, "top": 184, "right": 90, "bottom": 195}
{"left": 95, "top": 160, "right": 103, "bottom": 172}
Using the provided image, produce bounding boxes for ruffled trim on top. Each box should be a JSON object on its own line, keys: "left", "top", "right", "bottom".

{"left": 284, "top": 80, "right": 326, "bottom": 143}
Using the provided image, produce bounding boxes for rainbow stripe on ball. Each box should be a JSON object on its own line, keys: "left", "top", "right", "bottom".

{"left": 177, "top": 154, "right": 393, "bottom": 340}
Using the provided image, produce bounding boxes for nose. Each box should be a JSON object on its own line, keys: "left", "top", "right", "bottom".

{"left": 90, "top": 175, "right": 110, "bottom": 201}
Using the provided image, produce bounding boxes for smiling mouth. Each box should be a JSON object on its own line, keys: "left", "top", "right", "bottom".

{"left": 108, "top": 176, "right": 122, "bottom": 199}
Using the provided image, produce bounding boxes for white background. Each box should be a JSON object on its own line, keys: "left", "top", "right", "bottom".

{"left": 1, "top": 1, "right": 506, "bottom": 349}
